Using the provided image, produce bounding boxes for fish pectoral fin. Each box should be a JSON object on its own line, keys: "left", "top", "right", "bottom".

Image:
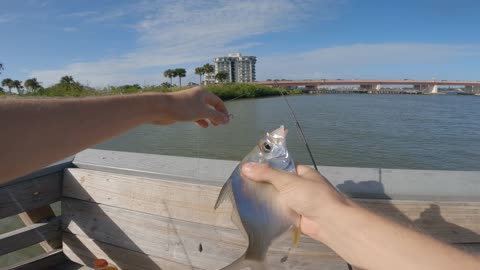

{"left": 214, "top": 178, "right": 233, "bottom": 209}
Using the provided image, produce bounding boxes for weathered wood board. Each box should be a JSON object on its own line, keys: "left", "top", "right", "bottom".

{"left": 63, "top": 169, "right": 480, "bottom": 244}
{"left": 0, "top": 172, "right": 62, "bottom": 219}
{"left": 5, "top": 249, "right": 65, "bottom": 270}
{"left": 62, "top": 198, "right": 346, "bottom": 270}
{"left": 0, "top": 217, "right": 61, "bottom": 256}
{"left": 63, "top": 232, "right": 209, "bottom": 270}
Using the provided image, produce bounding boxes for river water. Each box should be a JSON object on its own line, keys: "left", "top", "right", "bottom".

{"left": 95, "top": 94, "right": 480, "bottom": 171}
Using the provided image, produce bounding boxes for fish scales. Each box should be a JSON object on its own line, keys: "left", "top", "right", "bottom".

{"left": 214, "top": 125, "right": 299, "bottom": 270}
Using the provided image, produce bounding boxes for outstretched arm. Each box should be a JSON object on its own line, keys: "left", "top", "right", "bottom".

{"left": 0, "top": 87, "right": 229, "bottom": 184}
{"left": 242, "top": 163, "right": 480, "bottom": 270}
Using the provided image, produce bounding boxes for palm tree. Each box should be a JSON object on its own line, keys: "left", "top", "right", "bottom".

{"left": 163, "top": 69, "right": 175, "bottom": 85}
{"left": 195, "top": 67, "right": 205, "bottom": 85}
{"left": 60, "top": 75, "right": 75, "bottom": 84}
{"left": 12, "top": 80, "right": 23, "bottom": 94}
{"left": 215, "top": 71, "right": 229, "bottom": 83}
{"left": 24, "top": 78, "right": 42, "bottom": 94}
{"left": 2, "top": 78, "right": 13, "bottom": 93}
{"left": 175, "top": 68, "right": 186, "bottom": 87}
{"left": 203, "top": 63, "right": 214, "bottom": 74}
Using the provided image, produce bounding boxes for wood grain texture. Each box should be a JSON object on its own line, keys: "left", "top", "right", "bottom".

{"left": 0, "top": 172, "right": 62, "bottom": 219}
{"left": 0, "top": 217, "right": 61, "bottom": 256}
{"left": 62, "top": 199, "right": 348, "bottom": 270}
{"left": 5, "top": 249, "right": 65, "bottom": 270}
{"left": 74, "top": 149, "right": 480, "bottom": 201}
{"left": 63, "top": 168, "right": 480, "bottom": 244}
{"left": 63, "top": 233, "right": 202, "bottom": 270}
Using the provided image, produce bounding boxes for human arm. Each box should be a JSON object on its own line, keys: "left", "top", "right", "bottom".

{"left": 0, "top": 87, "right": 229, "bottom": 184}
{"left": 241, "top": 163, "right": 480, "bottom": 270}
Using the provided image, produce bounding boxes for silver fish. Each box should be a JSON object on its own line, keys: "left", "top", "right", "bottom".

{"left": 214, "top": 125, "right": 299, "bottom": 270}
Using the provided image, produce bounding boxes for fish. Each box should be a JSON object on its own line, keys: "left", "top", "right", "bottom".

{"left": 214, "top": 125, "right": 299, "bottom": 270}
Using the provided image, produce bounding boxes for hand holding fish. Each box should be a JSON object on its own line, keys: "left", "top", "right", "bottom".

{"left": 242, "top": 162, "right": 480, "bottom": 270}
{"left": 150, "top": 86, "right": 230, "bottom": 127}
{"left": 241, "top": 162, "right": 351, "bottom": 242}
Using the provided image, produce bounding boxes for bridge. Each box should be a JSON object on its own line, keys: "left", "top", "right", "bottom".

{"left": 255, "top": 80, "right": 480, "bottom": 94}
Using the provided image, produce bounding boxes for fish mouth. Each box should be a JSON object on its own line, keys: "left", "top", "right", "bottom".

{"left": 270, "top": 125, "right": 288, "bottom": 139}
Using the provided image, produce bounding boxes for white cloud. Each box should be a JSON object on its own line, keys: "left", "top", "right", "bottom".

{"left": 257, "top": 43, "right": 480, "bottom": 80}
{"left": 30, "top": 0, "right": 333, "bottom": 87}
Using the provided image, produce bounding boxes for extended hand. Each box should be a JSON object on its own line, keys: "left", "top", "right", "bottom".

{"left": 151, "top": 86, "right": 230, "bottom": 127}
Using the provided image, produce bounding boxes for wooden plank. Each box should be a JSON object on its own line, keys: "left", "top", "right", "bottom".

{"left": 0, "top": 217, "right": 61, "bottom": 256}
{"left": 19, "top": 206, "right": 62, "bottom": 252}
{"left": 2, "top": 157, "right": 73, "bottom": 187}
{"left": 63, "top": 168, "right": 480, "bottom": 243}
{"left": 63, "top": 233, "right": 202, "bottom": 270}
{"left": 62, "top": 198, "right": 351, "bottom": 270}
{"left": 4, "top": 249, "right": 65, "bottom": 270}
{"left": 0, "top": 172, "right": 62, "bottom": 219}
{"left": 74, "top": 149, "right": 480, "bottom": 201}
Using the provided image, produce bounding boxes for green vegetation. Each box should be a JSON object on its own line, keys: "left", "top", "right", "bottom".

{"left": 0, "top": 74, "right": 301, "bottom": 100}
{"left": 163, "top": 68, "right": 186, "bottom": 87}
{"left": 195, "top": 67, "right": 205, "bottom": 85}
{"left": 24, "top": 78, "right": 43, "bottom": 94}
{"left": 2, "top": 78, "right": 13, "bottom": 93}
{"left": 206, "top": 83, "right": 301, "bottom": 100}
{"left": 194, "top": 63, "right": 215, "bottom": 84}
{"left": 215, "top": 71, "right": 229, "bottom": 83}
{"left": 174, "top": 68, "right": 186, "bottom": 87}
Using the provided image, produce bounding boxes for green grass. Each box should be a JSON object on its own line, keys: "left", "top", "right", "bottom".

{"left": 12, "top": 82, "right": 302, "bottom": 100}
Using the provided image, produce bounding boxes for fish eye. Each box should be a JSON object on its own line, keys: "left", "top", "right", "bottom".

{"left": 262, "top": 142, "right": 272, "bottom": 153}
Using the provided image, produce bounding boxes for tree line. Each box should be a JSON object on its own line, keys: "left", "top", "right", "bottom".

{"left": 164, "top": 63, "right": 229, "bottom": 86}
{"left": 1, "top": 77, "right": 43, "bottom": 95}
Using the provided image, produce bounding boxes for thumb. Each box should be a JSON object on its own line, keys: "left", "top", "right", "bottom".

{"left": 242, "top": 163, "right": 299, "bottom": 194}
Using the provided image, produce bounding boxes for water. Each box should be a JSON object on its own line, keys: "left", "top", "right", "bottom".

{"left": 95, "top": 94, "right": 480, "bottom": 171}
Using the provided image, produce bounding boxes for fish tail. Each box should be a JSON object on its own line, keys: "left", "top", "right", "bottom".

{"left": 220, "top": 254, "right": 266, "bottom": 270}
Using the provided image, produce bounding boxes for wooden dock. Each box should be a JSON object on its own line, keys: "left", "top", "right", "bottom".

{"left": 1, "top": 149, "right": 479, "bottom": 269}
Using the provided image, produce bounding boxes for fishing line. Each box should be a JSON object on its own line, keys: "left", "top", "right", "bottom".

{"left": 279, "top": 89, "right": 354, "bottom": 270}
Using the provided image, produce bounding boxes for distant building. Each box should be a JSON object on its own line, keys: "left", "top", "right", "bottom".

{"left": 203, "top": 73, "right": 216, "bottom": 85}
{"left": 213, "top": 53, "right": 256, "bottom": 83}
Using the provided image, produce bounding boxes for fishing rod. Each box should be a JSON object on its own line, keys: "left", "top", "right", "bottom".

{"left": 278, "top": 87, "right": 354, "bottom": 270}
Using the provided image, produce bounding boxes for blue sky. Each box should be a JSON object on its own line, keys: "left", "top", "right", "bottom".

{"left": 1, "top": 0, "right": 479, "bottom": 87}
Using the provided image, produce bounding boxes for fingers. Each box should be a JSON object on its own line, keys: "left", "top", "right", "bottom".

{"left": 195, "top": 120, "right": 209, "bottom": 128}
{"left": 203, "top": 92, "right": 229, "bottom": 125}
{"left": 242, "top": 163, "right": 300, "bottom": 193}
{"left": 204, "top": 92, "right": 229, "bottom": 115}
{"left": 204, "top": 107, "right": 229, "bottom": 125}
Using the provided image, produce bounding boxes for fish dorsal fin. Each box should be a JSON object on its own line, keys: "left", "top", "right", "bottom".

{"left": 214, "top": 178, "right": 233, "bottom": 209}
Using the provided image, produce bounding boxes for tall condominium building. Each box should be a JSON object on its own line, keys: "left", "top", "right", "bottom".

{"left": 213, "top": 53, "right": 256, "bottom": 83}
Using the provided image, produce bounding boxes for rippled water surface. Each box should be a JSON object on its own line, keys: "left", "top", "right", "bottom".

{"left": 95, "top": 94, "right": 480, "bottom": 170}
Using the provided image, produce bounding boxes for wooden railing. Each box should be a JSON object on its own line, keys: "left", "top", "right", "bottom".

{"left": 0, "top": 149, "right": 479, "bottom": 269}
{"left": 61, "top": 149, "right": 480, "bottom": 269}
{"left": 0, "top": 158, "right": 72, "bottom": 270}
